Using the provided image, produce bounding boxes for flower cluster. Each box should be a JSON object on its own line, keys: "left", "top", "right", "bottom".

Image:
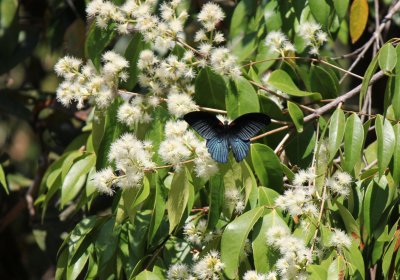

{"left": 167, "top": 250, "right": 224, "bottom": 280}
{"left": 275, "top": 168, "right": 319, "bottom": 217}
{"left": 266, "top": 225, "right": 312, "bottom": 279}
{"left": 243, "top": 270, "right": 277, "bottom": 280}
{"left": 158, "top": 120, "right": 218, "bottom": 179}
{"left": 265, "top": 31, "right": 296, "bottom": 56}
{"left": 298, "top": 22, "right": 328, "bottom": 55}
{"left": 117, "top": 94, "right": 159, "bottom": 126}
{"left": 87, "top": 0, "right": 187, "bottom": 52}
{"left": 224, "top": 188, "right": 246, "bottom": 214}
{"left": 54, "top": 51, "right": 128, "bottom": 110}
{"left": 329, "top": 229, "right": 352, "bottom": 250}
{"left": 326, "top": 171, "right": 352, "bottom": 197}
{"left": 92, "top": 133, "right": 155, "bottom": 195}
{"left": 183, "top": 219, "right": 218, "bottom": 246}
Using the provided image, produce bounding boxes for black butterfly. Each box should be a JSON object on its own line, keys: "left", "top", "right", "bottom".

{"left": 183, "top": 111, "right": 271, "bottom": 163}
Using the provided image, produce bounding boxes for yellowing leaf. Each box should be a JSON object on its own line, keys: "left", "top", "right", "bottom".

{"left": 349, "top": 0, "right": 369, "bottom": 43}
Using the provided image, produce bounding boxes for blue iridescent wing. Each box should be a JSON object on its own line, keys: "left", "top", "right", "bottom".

{"left": 183, "top": 111, "right": 223, "bottom": 140}
{"left": 206, "top": 135, "right": 229, "bottom": 163}
{"left": 229, "top": 113, "right": 271, "bottom": 140}
{"left": 229, "top": 137, "right": 250, "bottom": 162}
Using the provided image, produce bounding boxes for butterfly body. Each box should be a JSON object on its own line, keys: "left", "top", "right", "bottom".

{"left": 183, "top": 111, "right": 271, "bottom": 163}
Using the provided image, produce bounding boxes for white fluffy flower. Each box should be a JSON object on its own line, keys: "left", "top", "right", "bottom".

{"left": 197, "top": 3, "right": 225, "bottom": 31}
{"left": 166, "top": 93, "right": 198, "bottom": 117}
{"left": 193, "top": 250, "right": 225, "bottom": 279}
{"left": 329, "top": 229, "right": 352, "bottom": 249}
{"left": 167, "top": 263, "right": 191, "bottom": 280}
{"left": 265, "top": 31, "right": 295, "bottom": 55}
{"left": 54, "top": 56, "right": 82, "bottom": 79}
{"left": 243, "top": 271, "right": 266, "bottom": 280}
{"left": 92, "top": 167, "right": 116, "bottom": 195}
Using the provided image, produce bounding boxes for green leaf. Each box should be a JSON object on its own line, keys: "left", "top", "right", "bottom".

{"left": 309, "top": 0, "right": 331, "bottom": 28}
{"left": 392, "top": 124, "right": 400, "bottom": 185}
{"left": 287, "top": 101, "right": 304, "bottom": 132}
{"left": 121, "top": 33, "right": 148, "bottom": 90}
{"left": 267, "top": 70, "right": 321, "bottom": 99}
{"left": 378, "top": 43, "right": 397, "bottom": 73}
{"left": 307, "top": 264, "right": 328, "bottom": 279}
{"left": 359, "top": 52, "right": 379, "bottom": 110}
{"left": 136, "top": 270, "right": 161, "bottom": 280}
{"left": 390, "top": 44, "right": 400, "bottom": 120}
{"left": 61, "top": 154, "right": 96, "bottom": 207}
{"left": 226, "top": 77, "right": 260, "bottom": 119}
{"left": 251, "top": 144, "right": 283, "bottom": 192}
{"left": 375, "top": 115, "right": 395, "bottom": 177}
{"left": 148, "top": 175, "right": 167, "bottom": 243}
{"left": 310, "top": 65, "right": 339, "bottom": 99}
{"left": 285, "top": 123, "right": 316, "bottom": 168}
{"left": 0, "top": 164, "right": 8, "bottom": 194}
{"left": 349, "top": 0, "right": 369, "bottom": 44}
{"left": 207, "top": 175, "right": 224, "bottom": 230}
{"left": 334, "top": 0, "right": 350, "bottom": 19}
{"left": 85, "top": 22, "right": 116, "bottom": 69}
{"left": 343, "top": 113, "right": 364, "bottom": 173}
{"left": 327, "top": 256, "right": 346, "bottom": 280}
{"left": 67, "top": 247, "right": 91, "bottom": 280}
{"left": 335, "top": 201, "right": 360, "bottom": 241}
{"left": 167, "top": 168, "right": 191, "bottom": 233}
{"left": 258, "top": 94, "right": 287, "bottom": 121}
{"left": 194, "top": 67, "right": 227, "bottom": 110}
{"left": 344, "top": 242, "right": 365, "bottom": 279}
{"left": 382, "top": 229, "right": 400, "bottom": 277}
{"left": 252, "top": 209, "right": 287, "bottom": 273}
{"left": 221, "top": 207, "right": 264, "bottom": 279}
{"left": 328, "top": 108, "right": 346, "bottom": 162}
{"left": 363, "top": 179, "right": 389, "bottom": 237}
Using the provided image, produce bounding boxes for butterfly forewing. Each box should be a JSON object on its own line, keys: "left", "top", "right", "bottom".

{"left": 229, "top": 113, "right": 271, "bottom": 140}
{"left": 183, "top": 111, "right": 223, "bottom": 139}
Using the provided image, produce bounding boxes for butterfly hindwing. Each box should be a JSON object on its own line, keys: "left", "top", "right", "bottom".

{"left": 183, "top": 111, "right": 223, "bottom": 139}
{"left": 206, "top": 135, "right": 229, "bottom": 163}
{"left": 229, "top": 113, "right": 271, "bottom": 140}
{"left": 229, "top": 136, "right": 250, "bottom": 162}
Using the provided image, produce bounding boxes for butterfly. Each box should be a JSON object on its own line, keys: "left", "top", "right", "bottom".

{"left": 183, "top": 111, "right": 271, "bottom": 163}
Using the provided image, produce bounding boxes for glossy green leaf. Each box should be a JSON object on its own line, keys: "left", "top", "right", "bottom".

{"left": 307, "top": 264, "right": 328, "bottom": 279}
{"left": 285, "top": 123, "right": 316, "bottom": 168}
{"left": 194, "top": 67, "right": 227, "bottom": 110}
{"left": 221, "top": 207, "right": 264, "bottom": 279}
{"left": 267, "top": 70, "right": 321, "bottom": 99}
{"left": 122, "top": 33, "right": 148, "bottom": 90}
{"left": 85, "top": 22, "right": 116, "bottom": 69}
{"left": 343, "top": 113, "right": 363, "bottom": 173}
{"left": 251, "top": 143, "right": 283, "bottom": 192}
{"left": 343, "top": 242, "right": 365, "bottom": 279}
{"left": 378, "top": 43, "right": 397, "bottom": 73}
{"left": 375, "top": 115, "right": 395, "bottom": 177}
{"left": 287, "top": 101, "right": 304, "bottom": 132}
{"left": 359, "top": 47, "right": 379, "bottom": 110}
{"left": 207, "top": 175, "right": 224, "bottom": 230}
{"left": 136, "top": 270, "right": 162, "bottom": 280}
{"left": 309, "top": 0, "right": 331, "bottom": 28}
{"left": 0, "top": 164, "right": 8, "bottom": 194}
{"left": 334, "top": 0, "right": 350, "bottom": 19}
{"left": 61, "top": 154, "right": 96, "bottom": 207}
{"left": 310, "top": 65, "right": 339, "bottom": 99}
{"left": 391, "top": 45, "right": 400, "bottom": 120}
{"left": 61, "top": 150, "right": 83, "bottom": 180}
{"left": 327, "top": 256, "right": 346, "bottom": 280}
{"left": 363, "top": 179, "right": 389, "bottom": 237}
{"left": 167, "top": 168, "right": 191, "bottom": 233}
{"left": 148, "top": 175, "right": 167, "bottom": 243}
{"left": 226, "top": 77, "right": 260, "bottom": 119}
{"left": 252, "top": 209, "right": 287, "bottom": 273}
{"left": 392, "top": 124, "right": 400, "bottom": 185}
{"left": 67, "top": 247, "right": 90, "bottom": 280}
{"left": 328, "top": 108, "right": 345, "bottom": 162}
{"left": 335, "top": 201, "right": 360, "bottom": 241}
